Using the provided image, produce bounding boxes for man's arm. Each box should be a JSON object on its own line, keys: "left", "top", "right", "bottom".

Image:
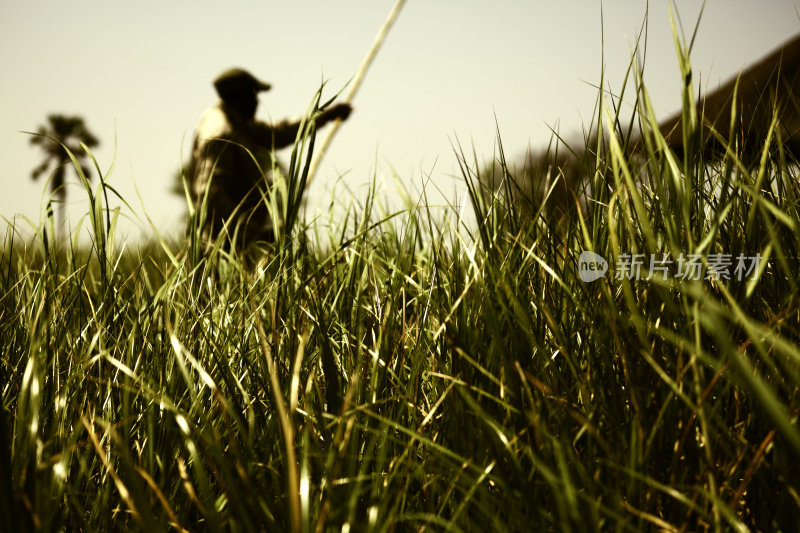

{"left": 316, "top": 103, "right": 353, "bottom": 129}
{"left": 257, "top": 103, "right": 353, "bottom": 150}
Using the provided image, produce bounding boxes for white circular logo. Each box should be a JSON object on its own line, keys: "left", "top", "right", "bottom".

{"left": 578, "top": 251, "right": 608, "bottom": 282}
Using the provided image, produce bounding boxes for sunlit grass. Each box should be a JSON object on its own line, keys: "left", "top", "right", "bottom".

{"left": 3, "top": 26, "right": 800, "bottom": 533}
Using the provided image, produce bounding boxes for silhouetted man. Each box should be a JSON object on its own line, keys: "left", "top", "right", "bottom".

{"left": 188, "top": 67, "right": 352, "bottom": 247}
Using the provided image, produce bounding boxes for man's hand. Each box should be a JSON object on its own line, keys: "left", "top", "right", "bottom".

{"left": 324, "top": 103, "right": 353, "bottom": 122}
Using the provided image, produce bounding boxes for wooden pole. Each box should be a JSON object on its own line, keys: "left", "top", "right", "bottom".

{"left": 307, "top": 0, "right": 408, "bottom": 183}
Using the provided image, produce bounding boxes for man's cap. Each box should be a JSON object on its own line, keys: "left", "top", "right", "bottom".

{"left": 213, "top": 68, "right": 272, "bottom": 98}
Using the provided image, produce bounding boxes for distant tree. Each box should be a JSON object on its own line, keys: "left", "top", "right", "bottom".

{"left": 29, "top": 114, "right": 100, "bottom": 220}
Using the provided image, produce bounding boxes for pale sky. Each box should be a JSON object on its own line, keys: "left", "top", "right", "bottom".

{"left": 2, "top": 1, "right": 798, "bottom": 241}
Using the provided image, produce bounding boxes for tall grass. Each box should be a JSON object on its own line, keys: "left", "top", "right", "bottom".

{"left": 3, "top": 28, "right": 800, "bottom": 532}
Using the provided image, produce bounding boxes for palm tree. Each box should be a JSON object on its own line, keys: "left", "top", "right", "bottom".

{"left": 29, "top": 114, "right": 99, "bottom": 224}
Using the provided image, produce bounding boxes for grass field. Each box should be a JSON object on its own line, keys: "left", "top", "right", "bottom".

{"left": 2, "top": 30, "right": 800, "bottom": 532}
